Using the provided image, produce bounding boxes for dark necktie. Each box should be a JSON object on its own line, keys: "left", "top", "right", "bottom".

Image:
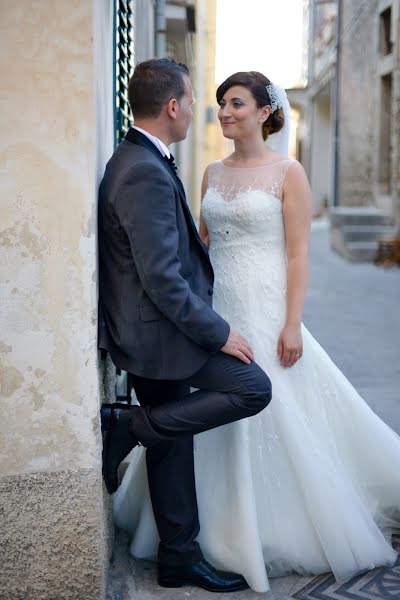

{"left": 163, "top": 152, "right": 186, "bottom": 200}
{"left": 164, "top": 153, "right": 178, "bottom": 174}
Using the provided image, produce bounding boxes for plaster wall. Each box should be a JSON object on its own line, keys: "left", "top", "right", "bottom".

{"left": 0, "top": 1, "right": 115, "bottom": 597}
{"left": 0, "top": 0, "right": 100, "bottom": 475}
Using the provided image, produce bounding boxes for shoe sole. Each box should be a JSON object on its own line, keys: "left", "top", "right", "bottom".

{"left": 158, "top": 578, "right": 248, "bottom": 592}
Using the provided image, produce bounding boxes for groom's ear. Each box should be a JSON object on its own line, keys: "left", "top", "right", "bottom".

{"left": 166, "top": 98, "right": 178, "bottom": 120}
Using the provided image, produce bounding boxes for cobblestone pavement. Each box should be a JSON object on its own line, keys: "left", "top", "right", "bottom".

{"left": 107, "top": 221, "right": 400, "bottom": 600}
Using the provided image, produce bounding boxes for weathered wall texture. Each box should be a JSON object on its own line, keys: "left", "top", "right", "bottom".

{"left": 338, "top": 0, "right": 379, "bottom": 207}
{"left": 0, "top": 470, "right": 112, "bottom": 600}
{"left": 0, "top": 0, "right": 99, "bottom": 474}
{"left": 0, "top": 0, "right": 114, "bottom": 598}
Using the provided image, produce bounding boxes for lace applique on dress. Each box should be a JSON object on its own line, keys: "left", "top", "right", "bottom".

{"left": 206, "top": 159, "right": 295, "bottom": 203}
{"left": 201, "top": 159, "right": 296, "bottom": 262}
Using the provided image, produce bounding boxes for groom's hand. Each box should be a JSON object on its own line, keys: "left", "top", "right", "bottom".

{"left": 221, "top": 330, "right": 254, "bottom": 364}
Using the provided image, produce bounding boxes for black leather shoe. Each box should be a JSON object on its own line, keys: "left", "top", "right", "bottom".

{"left": 101, "top": 403, "right": 138, "bottom": 494}
{"left": 158, "top": 559, "right": 248, "bottom": 592}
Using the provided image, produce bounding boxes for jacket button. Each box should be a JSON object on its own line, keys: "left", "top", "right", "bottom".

{"left": 208, "top": 289, "right": 213, "bottom": 296}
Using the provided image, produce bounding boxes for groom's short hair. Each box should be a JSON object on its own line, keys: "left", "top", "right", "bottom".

{"left": 128, "top": 58, "right": 189, "bottom": 119}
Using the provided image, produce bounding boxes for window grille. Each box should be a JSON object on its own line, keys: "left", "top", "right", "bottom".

{"left": 112, "top": 0, "right": 135, "bottom": 404}
{"left": 114, "top": 0, "right": 135, "bottom": 146}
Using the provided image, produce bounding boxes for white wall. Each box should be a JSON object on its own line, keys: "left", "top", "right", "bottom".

{"left": 0, "top": 0, "right": 113, "bottom": 477}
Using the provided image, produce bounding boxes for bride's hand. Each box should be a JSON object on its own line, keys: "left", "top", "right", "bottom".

{"left": 277, "top": 324, "right": 303, "bottom": 368}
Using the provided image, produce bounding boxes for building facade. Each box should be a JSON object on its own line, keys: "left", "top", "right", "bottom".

{"left": 191, "top": 0, "right": 231, "bottom": 217}
{"left": 290, "top": 0, "right": 400, "bottom": 259}
{"left": 338, "top": 0, "right": 400, "bottom": 220}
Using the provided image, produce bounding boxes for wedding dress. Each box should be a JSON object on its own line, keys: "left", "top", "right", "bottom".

{"left": 113, "top": 159, "right": 400, "bottom": 592}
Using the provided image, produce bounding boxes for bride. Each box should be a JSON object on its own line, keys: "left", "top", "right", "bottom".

{"left": 113, "top": 71, "right": 400, "bottom": 593}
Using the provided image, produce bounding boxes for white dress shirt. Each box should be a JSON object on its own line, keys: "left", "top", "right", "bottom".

{"left": 132, "top": 125, "right": 171, "bottom": 159}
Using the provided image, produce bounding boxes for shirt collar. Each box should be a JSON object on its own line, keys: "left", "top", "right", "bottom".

{"left": 132, "top": 125, "right": 171, "bottom": 159}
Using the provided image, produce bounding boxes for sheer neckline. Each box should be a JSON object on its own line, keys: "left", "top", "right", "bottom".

{"left": 219, "top": 159, "right": 291, "bottom": 170}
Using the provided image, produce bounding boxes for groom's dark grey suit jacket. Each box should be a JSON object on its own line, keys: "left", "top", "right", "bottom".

{"left": 98, "top": 128, "right": 230, "bottom": 379}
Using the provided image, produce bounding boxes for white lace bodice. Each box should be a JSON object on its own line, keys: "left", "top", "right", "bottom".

{"left": 201, "top": 159, "right": 295, "bottom": 336}
{"left": 202, "top": 159, "right": 294, "bottom": 250}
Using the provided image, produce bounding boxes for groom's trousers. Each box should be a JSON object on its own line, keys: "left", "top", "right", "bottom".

{"left": 130, "top": 351, "right": 272, "bottom": 567}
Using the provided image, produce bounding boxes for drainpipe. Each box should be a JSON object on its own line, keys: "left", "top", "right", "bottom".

{"left": 332, "top": 0, "right": 342, "bottom": 206}
{"left": 155, "top": 0, "right": 167, "bottom": 57}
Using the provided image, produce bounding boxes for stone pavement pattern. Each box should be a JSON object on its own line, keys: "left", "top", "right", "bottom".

{"left": 107, "top": 223, "right": 400, "bottom": 600}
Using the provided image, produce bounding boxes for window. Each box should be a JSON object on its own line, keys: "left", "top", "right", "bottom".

{"left": 379, "top": 74, "right": 392, "bottom": 194}
{"left": 114, "top": 0, "right": 135, "bottom": 146}
{"left": 379, "top": 7, "right": 392, "bottom": 56}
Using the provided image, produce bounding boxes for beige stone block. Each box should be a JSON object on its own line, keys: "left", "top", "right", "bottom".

{"left": 0, "top": 468, "right": 112, "bottom": 600}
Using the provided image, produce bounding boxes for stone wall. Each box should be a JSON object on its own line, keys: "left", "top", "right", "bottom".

{"left": 337, "top": 0, "right": 379, "bottom": 207}
{"left": 0, "top": 1, "right": 114, "bottom": 598}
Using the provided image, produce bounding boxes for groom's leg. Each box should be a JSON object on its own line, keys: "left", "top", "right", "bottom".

{"left": 130, "top": 352, "right": 271, "bottom": 446}
{"left": 131, "top": 377, "right": 203, "bottom": 566}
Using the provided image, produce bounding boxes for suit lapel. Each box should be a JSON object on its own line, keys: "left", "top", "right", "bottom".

{"left": 124, "top": 128, "right": 210, "bottom": 261}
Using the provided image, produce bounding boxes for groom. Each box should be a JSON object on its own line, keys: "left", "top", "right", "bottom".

{"left": 98, "top": 58, "right": 272, "bottom": 592}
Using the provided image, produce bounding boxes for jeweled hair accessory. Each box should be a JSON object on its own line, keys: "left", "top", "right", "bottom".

{"left": 266, "top": 83, "right": 282, "bottom": 113}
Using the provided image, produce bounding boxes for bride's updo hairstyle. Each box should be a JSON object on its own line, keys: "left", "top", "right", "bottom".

{"left": 216, "top": 71, "right": 284, "bottom": 141}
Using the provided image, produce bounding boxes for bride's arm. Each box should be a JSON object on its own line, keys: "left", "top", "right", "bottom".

{"left": 279, "top": 161, "right": 312, "bottom": 368}
{"left": 199, "top": 168, "right": 210, "bottom": 248}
